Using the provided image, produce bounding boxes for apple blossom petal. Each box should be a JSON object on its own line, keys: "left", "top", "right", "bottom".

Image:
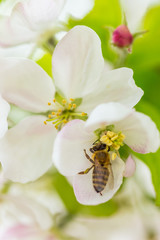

{"left": 123, "top": 155, "right": 136, "bottom": 177}
{"left": 0, "top": 115, "right": 56, "bottom": 183}
{"left": 53, "top": 119, "right": 96, "bottom": 176}
{"left": 81, "top": 67, "right": 143, "bottom": 113}
{"left": 85, "top": 102, "right": 133, "bottom": 132}
{"left": 0, "top": 44, "right": 34, "bottom": 57}
{"left": 115, "top": 111, "right": 160, "bottom": 154}
{"left": 0, "top": 15, "right": 36, "bottom": 47}
{"left": 13, "top": 0, "right": 66, "bottom": 32}
{"left": 52, "top": 26, "right": 104, "bottom": 99}
{"left": 0, "top": 95, "right": 10, "bottom": 138}
{"left": 73, "top": 157, "right": 125, "bottom": 205}
{"left": 0, "top": 58, "right": 55, "bottom": 113}
{"left": 0, "top": 0, "right": 65, "bottom": 46}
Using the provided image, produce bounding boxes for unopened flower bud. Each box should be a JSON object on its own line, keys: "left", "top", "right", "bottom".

{"left": 112, "top": 25, "right": 133, "bottom": 48}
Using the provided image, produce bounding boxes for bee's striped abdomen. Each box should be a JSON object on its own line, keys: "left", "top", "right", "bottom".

{"left": 92, "top": 165, "right": 109, "bottom": 193}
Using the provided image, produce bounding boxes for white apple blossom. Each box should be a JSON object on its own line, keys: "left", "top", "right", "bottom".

{"left": 0, "top": 95, "right": 10, "bottom": 139}
{"left": 0, "top": 0, "right": 66, "bottom": 48}
{"left": 0, "top": 26, "right": 143, "bottom": 183}
{"left": 53, "top": 102, "right": 160, "bottom": 205}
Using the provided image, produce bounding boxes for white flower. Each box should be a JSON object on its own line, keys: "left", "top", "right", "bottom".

{"left": 0, "top": 95, "right": 10, "bottom": 139}
{"left": 0, "top": 26, "right": 142, "bottom": 183}
{"left": 53, "top": 102, "right": 160, "bottom": 205}
{"left": 0, "top": 0, "right": 66, "bottom": 47}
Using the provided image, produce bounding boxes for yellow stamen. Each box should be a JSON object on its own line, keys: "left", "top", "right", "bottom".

{"left": 62, "top": 99, "right": 67, "bottom": 104}
{"left": 48, "top": 102, "right": 51, "bottom": 106}
{"left": 52, "top": 112, "right": 55, "bottom": 115}
{"left": 72, "top": 104, "right": 76, "bottom": 108}
{"left": 56, "top": 113, "right": 60, "bottom": 117}
{"left": 63, "top": 119, "right": 68, "bottom": 124}
{"left": 112, "top": 153, "right": 117, "bottom": 161}
{"left": 81, "top": 112, "right": 87, "bottom": 116}
{"left": 53, "top": 99, "right": 56, "bottom": 103}
{"left": 58, "top": 109, "right": 62, "bottom": 113}
{"left": 70, "top": 98, "right": 75, "bottom": 102}
{"left": 44, "top": 121, "right": 47, "bottom": 125}
{"left": 113, "top": 144, "right": 120, "bottom": 150}
{"left": 48, "top": 114, "right": 52, "bottom": 119}
{"left": 107, "top": 131, "right": 115, "bottom": 138}
{"left": 111, "top": 134, "right": 118, "bottom": 141}
{"left": 120, "top": 133, "right": 125, "bottom": 140}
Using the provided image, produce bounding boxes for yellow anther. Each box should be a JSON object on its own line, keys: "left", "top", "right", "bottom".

{"left": 111, "top": 134, "right": 118, "bottom": 141}
{"left": 107, "top": 131, "right": 115, "bottom": 138}
{"left": 113, "top": 144, "right": 120, "bottom": 150}
{"left": 55, "top": 126, "right": 58, "bottom": 129}
{"left": 63, "top": 119, "right": 68, "bottom": 124}
{"left": 44, "top": 121, "right": 47, "bottom": 125}
{"left": 81, "top": 112, "right": 87, "bottom": 116}
{"left": 68, "top": 103, "right": 72, "bottom": 108}
{"left": 70, "top": 98, "right": 75, "bottom": 102}
{"left": 62, "top": 99, "right": 67, "bottom": 104}
{"left": 52, "top": 112, "right": 55, "bottom": 115}
{"left": 48, "top": 102, "right": 51, "bottom": 106}
{"left": 120, "top": 133, "right": 125, "bottom": 140}
{"left": 100, "top": 135, "right": 113, "bottom": 146}
{"left": 48, "top": 114, "right": 52, "bottom": 119}
{"left": 72, "top": 104, "right": 76, "bottom": 108}
{"left": 58, "top": 109, "right": 62, "bottom": 113}
{"left": 112, "top": 153, "right": 117, "bottom": 161}
{"left": 56, "top": 113, "right": 60, "bottom": 117}
{"left": 53, "top": 99, "right": 56, "bottom": 103}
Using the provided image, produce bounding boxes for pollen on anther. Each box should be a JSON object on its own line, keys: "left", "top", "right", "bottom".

{"left": 52, "top": 112, "right": 55, "bottom": 115}
{"left": 48, "top": 102, "right": 51, "bottom": 106}
{"left": 58, "top": 109, "right": 62, "bottom": 113}
{"left": 81, "top": 112, "right": 87, "bottom": 116}
{"left": 70, "top": 98, "right": 75, "bottom": 102}
{"left": 62, "top": 99, "right": 67, "bottom": 104}
{"left": 73, "top": 104, "right": 76, "bottom": 108}
{"left": 63, "top": 119, "right": 68, "bottom": 124}
{"left": 48, "top": 115, "right": 52, "bottom": 119}
{"left": 53, "top": 98, "right": 56, "bottom": 103}
{"left": 44, "top": 121, "right": 47, "bottom": 125}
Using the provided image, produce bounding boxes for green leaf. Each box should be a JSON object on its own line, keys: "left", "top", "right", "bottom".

{"left": 36, "top": 53, "right": 52, "bottom": 78}
{"left": 67, "top": 0, "right": 122, "bottom": 63}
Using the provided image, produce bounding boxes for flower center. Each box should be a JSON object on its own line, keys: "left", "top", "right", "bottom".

{"left": 93, "top": 127, "right": 126, "bottom": 161}
{"left": 44, "top": 97, "right": 87, "bottom": 130}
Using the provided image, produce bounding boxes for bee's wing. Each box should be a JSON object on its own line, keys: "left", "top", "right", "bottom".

{"left": 108, "top": 165, "right": 114, "bottom": 190}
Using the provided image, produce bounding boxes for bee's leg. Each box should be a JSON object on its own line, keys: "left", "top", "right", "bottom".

{"left": 78, "top": 165, "right": 94, "bottom": 175}
{"left": 84, "top": 149, "right": 94, "bottom": 164}
{"left": 100, "top": 192, "right": 103, "bottom": 196}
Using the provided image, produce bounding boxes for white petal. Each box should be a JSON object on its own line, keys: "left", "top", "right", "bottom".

{"left": 0, "top": 44, "right": 34, "bottom": 58}
{"left": 52, "top": 26, "right": 104, "bottom": 99}
{"left": 120, "top": 0, "right": 150, "bottom": 32}
{"left": 73, "top": 157, "right": 125, "bottom": 205}
{"left": 0, "top": 0, "right": 65, "bottom": 46}
{"left": 53, "top": 119, "right": 96, "bottom": 176}
{"left": 81, "top": 67, "right": 143, "bottom": 113}
{"left": 13, "top": 0, "right": 65, "bottom": 31}
{"left": 0, "top": 95, "right": 10, "bottom": 138}
{"left": 123, "top": 155, "right": 136, "bottom": 177}
{"left": 0, "top": 115, "right": 56, "bottom": 183}
{"left": 0, "top": 58, "right": 55, "bottom": 113}
{"left": 0, "top": 15, "right": 36, "bottom": 47}
{"left": 85, "top": 102, "right": 133, "bottom": 132}
{"left": 116, "top": 111, "right": 160, "bottom": 154}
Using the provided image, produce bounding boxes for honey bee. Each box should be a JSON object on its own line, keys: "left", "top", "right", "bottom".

{"left": 79, "top": 142, "right": 114, "bottom": 195}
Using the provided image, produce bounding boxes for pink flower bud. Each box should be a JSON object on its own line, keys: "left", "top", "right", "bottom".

{"left": 112, "top": 25, "right": 133, "bottom": 47}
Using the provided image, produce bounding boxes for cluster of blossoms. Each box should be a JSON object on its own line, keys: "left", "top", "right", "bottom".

{"left": 0, "top": 0, "right": 159, "bottom": 224}
{"left": 0, "top": 22, "right": 159, "bottom": 206}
